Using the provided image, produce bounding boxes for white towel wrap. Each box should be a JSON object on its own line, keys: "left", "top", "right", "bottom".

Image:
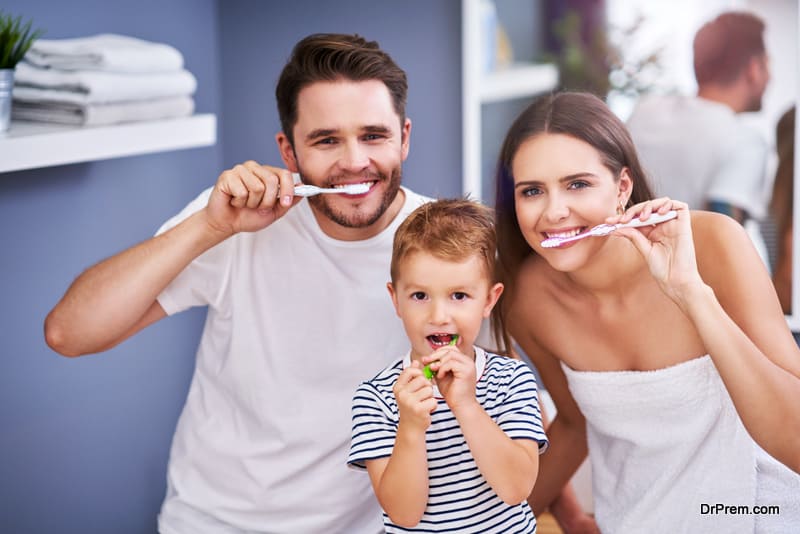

{"left": 561, "top": 355, "right": 799, "bottom": 533}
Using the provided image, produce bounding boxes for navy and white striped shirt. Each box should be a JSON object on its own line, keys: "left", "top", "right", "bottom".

{"left": 348, "top": 347, "right": 548, "bottom": 533}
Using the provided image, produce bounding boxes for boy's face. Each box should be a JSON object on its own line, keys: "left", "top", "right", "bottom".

{"left": 387, "top": 251, "right": 503, "bottom": 362}
{"left": 277, "top": 79, "right": 411, "bottom": 241}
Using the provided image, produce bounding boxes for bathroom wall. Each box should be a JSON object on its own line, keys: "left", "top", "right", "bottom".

{"left": 0, "top": 1, "right": 461, "bottom": 532}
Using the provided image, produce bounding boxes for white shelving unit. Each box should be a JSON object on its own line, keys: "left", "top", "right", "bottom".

{"left": 462, "top": 0, "right": 558, "bottom": 201}
{"left": 0, "top": 113, "right": 216, "bottom": 173}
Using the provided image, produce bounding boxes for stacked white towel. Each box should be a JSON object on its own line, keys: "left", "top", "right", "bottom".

{"left": 12, "top": 34, "right": 196, "bottom": 126}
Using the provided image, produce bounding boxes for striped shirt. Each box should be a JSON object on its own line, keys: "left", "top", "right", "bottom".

{"left": 348, "top": 347, "right": 548, "bottom": 533}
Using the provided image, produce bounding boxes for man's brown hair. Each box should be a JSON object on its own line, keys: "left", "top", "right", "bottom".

{"left": 694, "top": 12, "right": 766, "bottom": 86}
{"left": 275, "top": 33, "right": 408, "bottom": 146}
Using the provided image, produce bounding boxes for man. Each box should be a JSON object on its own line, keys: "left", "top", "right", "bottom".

{"left": 627, "top": 11, "right": 771, "bottom": 230}
{"left": 44, "top": 33, "right": 429, "bottom": 533}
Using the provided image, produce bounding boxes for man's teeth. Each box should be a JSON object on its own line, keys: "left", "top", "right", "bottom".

{"left": 546, "top": 228, "right": 583, "bottom": 239}
{"left": 333, "top": 181, "right": 375, "bottom": 189}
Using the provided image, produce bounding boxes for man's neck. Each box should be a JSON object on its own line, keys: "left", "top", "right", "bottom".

{"left": 697, "top": 85, "right": 746, "bottom": 113}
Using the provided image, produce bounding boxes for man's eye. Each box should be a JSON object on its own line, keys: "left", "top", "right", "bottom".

{"left": 364, "top": 134, "right": 384, "bottom": 141}
{"left": 316, "top": 138, "right": 336, "bottom": 145}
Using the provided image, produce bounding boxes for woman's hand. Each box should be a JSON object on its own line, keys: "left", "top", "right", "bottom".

{"left": 607, "top": 197, "right": 706, "bottom": 307}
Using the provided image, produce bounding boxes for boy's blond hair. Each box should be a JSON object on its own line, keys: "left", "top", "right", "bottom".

{"left": 390, "top": 198, "right": 497, "bottom": 284}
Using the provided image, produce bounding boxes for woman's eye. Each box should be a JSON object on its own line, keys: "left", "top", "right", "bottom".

{"left": 411, "top": 292, "right": 427, "bottom": 301}
{"left": 568, "top": 180, "right": 589, "bottom": 190}
{"left": 521, "top": 186, "right": 542, "bottom": 197}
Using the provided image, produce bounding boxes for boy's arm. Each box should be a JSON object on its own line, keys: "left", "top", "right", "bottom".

{"left": 453, "top": 402, "right": 540, "bottom": 504}
{"left": 363, "top": 364, "right": 436, "bottom": 528}
{"left": 364, "top": 424, "right": 429, "bottom": 528}
{"left": 427, "top": 348, "right": 542, "bottom": 505}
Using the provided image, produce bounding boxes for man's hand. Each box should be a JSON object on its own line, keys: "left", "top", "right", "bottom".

{"left": 206, "top": 161, "right": 299, "bottom": 236}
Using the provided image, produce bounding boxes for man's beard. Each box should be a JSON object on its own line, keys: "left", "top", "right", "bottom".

{"left": 303, "top": 166, "right": 402, "bottom": 228}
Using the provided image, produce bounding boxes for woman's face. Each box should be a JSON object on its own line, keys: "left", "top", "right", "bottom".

{"left": 511, "top": 133, "right": 631, "bottom": 271}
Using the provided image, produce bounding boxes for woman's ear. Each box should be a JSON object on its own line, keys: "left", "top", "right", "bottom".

{"left": 618, "top": 167, "right": 634, "bottom": 206}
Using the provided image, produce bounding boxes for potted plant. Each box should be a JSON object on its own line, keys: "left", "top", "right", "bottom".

{"left": 0, "top": 10, "right": 43, "bottom": 132}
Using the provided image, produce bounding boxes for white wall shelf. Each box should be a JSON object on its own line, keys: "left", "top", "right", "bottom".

{"left": 0, "top": 113, "right": 217, "bottom": 173}
{"left": 480, "top": 63, "right": 559, "bottom": 103}
{"left": 462, "top": 0, "right": 558, "bottom": 201}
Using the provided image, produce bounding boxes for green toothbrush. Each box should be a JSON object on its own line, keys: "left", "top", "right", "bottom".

{"left": 423, "top": 334, "right": 458, "bottom": 380}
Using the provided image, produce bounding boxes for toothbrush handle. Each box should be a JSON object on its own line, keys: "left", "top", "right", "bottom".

{"left": 292, "top": 184, "right": 321, "bottom": 197}
{"left": 619, "top": 210, "right": 678, "bottom": 229}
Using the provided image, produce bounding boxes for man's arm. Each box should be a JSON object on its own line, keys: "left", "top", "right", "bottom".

{"left": 44, "top": 161, "right": 296, "bottom": 356}
{"left": 45, "top": 210, "right": 227, "bottom": 356}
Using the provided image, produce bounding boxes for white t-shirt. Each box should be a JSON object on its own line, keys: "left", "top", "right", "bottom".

{"left": 627, "top": 94, "right": 769, "bottom": 219}
{"left": 155, "top": 186, "right": 429, "bottom": 534}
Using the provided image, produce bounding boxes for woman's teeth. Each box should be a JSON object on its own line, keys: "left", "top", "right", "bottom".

{"left": 545, "top": 228, "right": 584, "bottom": 239}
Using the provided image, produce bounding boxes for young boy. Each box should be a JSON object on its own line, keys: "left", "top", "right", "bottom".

{"left": 348, "top": 199, "right": 548, "bottom": 533}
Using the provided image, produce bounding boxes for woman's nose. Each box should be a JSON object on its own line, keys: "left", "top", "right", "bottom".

{"left": 544, "top": 193, "right": 569, "bottom": 221}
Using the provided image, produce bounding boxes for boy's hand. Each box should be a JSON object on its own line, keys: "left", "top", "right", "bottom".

{"left": 423, "top": 347, "right": 477, "bottom": 411}
{"left": 394, "top": 361, "right": 437, "bottom": 433}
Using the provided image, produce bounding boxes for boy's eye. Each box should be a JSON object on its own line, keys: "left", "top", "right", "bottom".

{"left": 411, "top": 291, "right": 427, "bottom": 301}
{"left": 452, "top": 292, "right": 468, "bottom": 301}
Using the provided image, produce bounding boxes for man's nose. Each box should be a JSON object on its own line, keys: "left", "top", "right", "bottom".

{"left": 339, "top": 140, "right": 369, "bottom": 172}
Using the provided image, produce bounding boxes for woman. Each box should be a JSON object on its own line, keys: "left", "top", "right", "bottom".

{"left": 492, "top": 92, "right": 800, "bottom": 533}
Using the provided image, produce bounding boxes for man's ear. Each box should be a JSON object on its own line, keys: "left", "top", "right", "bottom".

{"left": 483, "top": 282, "right": 505, "bottom": 318}
{"left": 387, "top": 282, "right": 401, "bottom": 317}
{"left": 400, "top": 118, "right": 411, "bottom": 161}
{"left": 276, "top": 132, "right": 299, "bottom": 172}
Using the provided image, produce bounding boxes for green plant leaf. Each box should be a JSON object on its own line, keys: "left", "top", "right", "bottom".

{"left": 0, "top": 10, "right": 44, "bottom": 69}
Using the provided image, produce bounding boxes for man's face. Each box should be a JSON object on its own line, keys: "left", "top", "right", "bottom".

{"left": 278, "top": 80, "right": 411, "bottom": 240}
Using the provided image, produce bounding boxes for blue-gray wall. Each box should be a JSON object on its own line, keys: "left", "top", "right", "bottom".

{"left": 0, "top": 1, "right": 461, "bottom": 532}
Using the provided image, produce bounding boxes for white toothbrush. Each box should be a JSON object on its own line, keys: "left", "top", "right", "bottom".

{"left": 541, "top": 210, "right": 678, "bottom": 248}
{"left": 292, "top": 183, "right": 371, "bottom": 197}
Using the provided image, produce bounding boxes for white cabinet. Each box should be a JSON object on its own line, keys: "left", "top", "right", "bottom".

{"left": 0, "top": 114, "right": 216, "bottom": 173}
{"left": 461, "top": 0, "right": 558, "bottom": 201}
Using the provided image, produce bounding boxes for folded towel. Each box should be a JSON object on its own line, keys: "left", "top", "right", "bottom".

{"left": 12, "top": 96, "right": 195, "bottom": 126}
{"left": 13, "top": 62, "right": 197, "bottom": 104}
{"left": 25, "top": 34, "right": 184, "bottom": 73}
